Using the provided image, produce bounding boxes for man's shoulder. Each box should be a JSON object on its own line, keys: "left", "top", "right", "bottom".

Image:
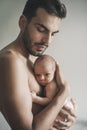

{"left": 0, "top": 49, "right": 28, "bottom": 78}
{"left": 0, "top": 49, "right": 29, "bottom": 89}
{"left": 0, "top": 49, "right": 24, "bottom": 66}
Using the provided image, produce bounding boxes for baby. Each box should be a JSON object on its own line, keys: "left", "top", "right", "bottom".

{"left": 32, "top": 54, "right": 58, "bottom": 105}
{"left": 32, "top": 54, "right": 73, "bottom": 109}
{"left": 31, "top": 54, "right": 73, "bottom": 125}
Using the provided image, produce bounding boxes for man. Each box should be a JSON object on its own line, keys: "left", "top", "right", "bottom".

{"left": 0, "top": 0, "right": 77, "bottom": 130}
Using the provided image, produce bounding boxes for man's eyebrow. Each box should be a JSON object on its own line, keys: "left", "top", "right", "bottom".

{"left": 53, "top": 30, "right": 59, "bottom": 34}
{"left": 35, "top": 23, "right": 59, "bottom": 34}
{"left": 35, "top": 23, "right": 49, "bottom": 31}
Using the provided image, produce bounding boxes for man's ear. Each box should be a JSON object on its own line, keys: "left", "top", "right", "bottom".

{"left": 19, "top": 15, "right": 27, "bottom": 30}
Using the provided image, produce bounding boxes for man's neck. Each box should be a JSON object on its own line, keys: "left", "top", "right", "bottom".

{"left": 14, "top": 35, "right": 29, "bottom": 59}
{"left": 15, "top": 35, "right": 37, "bottom": 63}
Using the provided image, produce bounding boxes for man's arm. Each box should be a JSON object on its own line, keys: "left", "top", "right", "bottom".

{"left": 0, "top": 55, "right": 69, "bottom": 130}
{"left": 0, "top": 55, "right": 33, "bottom": 130}
{"left": 51, "top": 64, "right": 77, "bottom": 130}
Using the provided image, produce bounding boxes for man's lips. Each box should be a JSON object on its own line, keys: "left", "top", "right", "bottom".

{"left": 35, "top": 43, "right": 48, "bottom": 47}
{"left": 37, "top": 45, "right": 46, "bottom": 50}
{"left": 36, "top": 44, "right": 48, "bottom": 51}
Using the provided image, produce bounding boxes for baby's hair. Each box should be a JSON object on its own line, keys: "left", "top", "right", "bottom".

{"left": 34, "top": 54, "right": 56, "bottom": 71}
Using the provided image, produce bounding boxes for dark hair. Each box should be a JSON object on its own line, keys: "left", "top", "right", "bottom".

{"left": 22, "top": 0, "right": 67, "bottom": 20}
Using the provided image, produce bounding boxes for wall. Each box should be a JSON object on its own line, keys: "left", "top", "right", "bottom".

{"left": 0, "top": 0, "right": 87, "bottom": 129}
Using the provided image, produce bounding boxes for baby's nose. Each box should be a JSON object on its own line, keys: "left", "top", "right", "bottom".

{"left": 40, "top": 75, "right": 45, "bottom": 80}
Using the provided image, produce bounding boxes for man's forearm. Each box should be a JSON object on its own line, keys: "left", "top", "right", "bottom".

{"left": 33, "top": 85, "right": 69, "bottom": 130}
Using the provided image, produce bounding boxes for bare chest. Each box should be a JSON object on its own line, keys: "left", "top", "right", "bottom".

{"left": 26, "top": 66, "right": 44, "bottom": 115}
{"left": 26, "top": 61, "right": 43, "bottom": 96}
{"left": 28, "top": 72, "right": 41, "bottom": 95}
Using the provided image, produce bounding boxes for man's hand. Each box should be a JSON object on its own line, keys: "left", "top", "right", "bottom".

{"left": 55, "top": 63, "right": 70, "bottom": 95}
{"left": 51, "top": 98, "right": 77, "bottom": 130}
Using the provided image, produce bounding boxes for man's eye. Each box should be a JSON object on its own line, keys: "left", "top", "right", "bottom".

{"left": 51, "top": 32, "right": 56, "bottom": 37}
{"left": 37, "top": 27, "right": 45, "bottom": 32}
{"left": 52, "top": 33, "right": 55, "bottom": 36}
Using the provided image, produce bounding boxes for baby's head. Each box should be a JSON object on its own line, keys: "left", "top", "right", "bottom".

{"left": 34, "top": 54, "right": 56, "bottom": 86}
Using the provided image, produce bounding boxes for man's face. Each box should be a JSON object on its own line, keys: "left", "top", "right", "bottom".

{"left": 21, "top": 8, "right": 62, "bottom": 56}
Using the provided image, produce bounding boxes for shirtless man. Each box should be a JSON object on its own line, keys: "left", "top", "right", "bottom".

{"left": 0, "top": 0, "right": 77, "bottom": 130}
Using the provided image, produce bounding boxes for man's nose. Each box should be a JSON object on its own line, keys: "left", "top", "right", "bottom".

{"left": 42, "top": 34, "right": 52, "bottom": 44}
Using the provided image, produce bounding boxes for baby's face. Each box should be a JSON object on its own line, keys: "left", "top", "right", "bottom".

{"left": 34, "top": 64, "right": 55, "bottom": 86}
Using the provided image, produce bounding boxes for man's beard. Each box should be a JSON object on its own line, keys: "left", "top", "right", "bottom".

{"left": 22, "top": 36, "right": 48, "bottom": 57}
{"left": 27, "top": 43, "right": 48, "bottom": 57}
{"left": 28, "top": 48, "right": 44, "bottom": 56}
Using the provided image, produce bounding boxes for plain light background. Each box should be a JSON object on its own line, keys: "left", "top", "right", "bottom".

{"left": 0, "top": 0, "right": 87, "bottom": 129}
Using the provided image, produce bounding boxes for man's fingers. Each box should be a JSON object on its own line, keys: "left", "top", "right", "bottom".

{"left": 53, "top": 119, "right": 70, "bottom": 130}
{"left": 62, "top": 103, "right": 77, "bottom": 118}
{"left": 70, "top": 98, "right": 77, "bottom": 111}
